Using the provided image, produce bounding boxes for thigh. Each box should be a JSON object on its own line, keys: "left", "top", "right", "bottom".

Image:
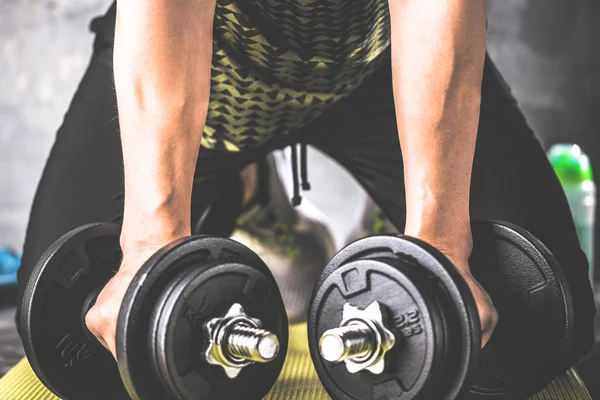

{"left": 472, "top": 58, "right": 595, "bottom": 364}
{"left": 17, "top": 4, "right": 119, "bottom": 301}
{"left": 306, "top": 53, "right": 595, "bottom": 365}
{"left": 16, "top": 47, "right": 123, "bottom": 299}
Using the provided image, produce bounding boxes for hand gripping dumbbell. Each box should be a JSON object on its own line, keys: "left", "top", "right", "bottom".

{"left": 308, "top": 220, "right": 574, "bottom": 400}
{"left": 20, "top": 223, "right": 288, "bottom": 400}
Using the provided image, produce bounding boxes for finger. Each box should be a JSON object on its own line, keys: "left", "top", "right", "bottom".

{"left": 480, "top": 311, "right": 499, "bottom": 348}
{"left": 93, "top": 334, "right": 110, "bottom": 351}
{"left": 108, "top": 341, "right": 118, "bottom": 361}
{"left": 481, "top": 330, "right": 492, "bottom": 347}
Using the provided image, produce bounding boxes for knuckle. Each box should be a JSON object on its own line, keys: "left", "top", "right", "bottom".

{"left": 85, "top": 303, "right": 116, "bottom": 334}
{"left": 480, "top": 306, "right": 499, "bottom": 329}
{"left": 85, "top": 308, "right": 102, "bottom": 334}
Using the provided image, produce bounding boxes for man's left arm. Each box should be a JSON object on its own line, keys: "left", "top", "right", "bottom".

{"left": 388, "top": 0, "right": 497, "bottom": 345}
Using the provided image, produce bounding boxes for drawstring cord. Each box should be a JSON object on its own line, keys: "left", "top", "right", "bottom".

{"left": 290, "top": 143, "right": 311, "bottom": 206}
{"left": 291, "top": 145, "right": 302, "bottom": 206}
{"left": 301, "top": 143, "right": 310, "bottom": 190}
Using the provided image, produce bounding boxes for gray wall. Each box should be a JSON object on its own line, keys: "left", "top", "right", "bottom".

{"left": 0, "top": 1, "right": 597, "bottom": 267}
{"left": 1, "top": 0, "right": 111, "bottom": 249}
{"left": 488, "top": 0, "right": 596, "bottom": 149}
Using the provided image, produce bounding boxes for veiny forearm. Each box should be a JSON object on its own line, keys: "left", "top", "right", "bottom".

{"left": 389, "top": 0, "right": 487, "bottom": 238}
{"left": 114, "top": 0, "right": 216, "bottom": 243}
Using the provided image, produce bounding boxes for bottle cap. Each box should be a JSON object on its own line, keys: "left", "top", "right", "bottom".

{"left": 548, "top": 144, "right": 594, "bottom": 184}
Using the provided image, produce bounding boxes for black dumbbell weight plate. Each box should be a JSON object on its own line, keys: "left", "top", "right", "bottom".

{"left": 309, "top": 235, "right": 480, "bottom": 400}
{"left": 117, "top": 235, "right": 288, "bottom": 400}
{"left": 20, "top": 223, "right": 129, "bottom": 400}
{"left": 465, "top": 221, "right": 574, "bottom": 399}
{"left": 149, "top": 261, "right": 288, "bottom": 400}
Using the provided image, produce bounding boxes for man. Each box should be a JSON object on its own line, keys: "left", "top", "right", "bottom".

{"left": 16, "top": 0, "right": 594, "bottom": 374}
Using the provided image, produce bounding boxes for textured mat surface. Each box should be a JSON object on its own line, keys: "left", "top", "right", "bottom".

{"left": 0, "top": 324, "right": 592, "bottom": 400}
{"left": 0, "top": 307, "right": 24, "bottom": 377}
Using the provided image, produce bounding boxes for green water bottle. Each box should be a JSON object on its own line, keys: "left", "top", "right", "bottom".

{"left": 548, "top": 144, "right": 596, "bottom": 283}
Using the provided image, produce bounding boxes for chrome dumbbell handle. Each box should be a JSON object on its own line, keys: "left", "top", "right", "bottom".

{"left": 319, "top": 302, "right": 396, "bottom": 375}
{"left": 205, "top": 303, "right": 280, "bottom": 379}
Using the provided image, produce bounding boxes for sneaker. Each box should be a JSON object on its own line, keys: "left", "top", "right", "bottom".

{"left": 0, "top": 249, "right": 19, "bottom": 288}
{"left": 231, "top": 150, "right": 336, "bottom": 324}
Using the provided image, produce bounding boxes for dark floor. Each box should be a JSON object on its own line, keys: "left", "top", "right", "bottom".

{"left": 0, "top": 286, "right": 598, "bottom": 397}
{"left": 576, "top": 283, "right": 600, "bottom": 398}
{"left": 0, "top": 299, "right": 24, "bottom": 377}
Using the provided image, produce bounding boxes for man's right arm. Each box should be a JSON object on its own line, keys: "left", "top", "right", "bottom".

{"left": 85, "top": 1, "right": 217, "bottom": 357}
{"left": 114, "top": 0, "right": 216, "bottom": 256}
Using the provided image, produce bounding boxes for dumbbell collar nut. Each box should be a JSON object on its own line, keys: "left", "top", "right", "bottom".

{"left": 204, "top": 303, "right": 279, "bottom": 379}
{"left": 319, "top": 301, "right": 395, "bottom": 374}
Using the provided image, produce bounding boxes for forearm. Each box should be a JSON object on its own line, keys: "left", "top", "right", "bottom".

{"left": 114, "top": 0, "right": 216, "bottom": 245}
{"left": 389, "top": 0, "right": 487, "bottom": 239}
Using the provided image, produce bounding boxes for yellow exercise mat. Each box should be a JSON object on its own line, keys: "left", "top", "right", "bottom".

{"left": 0, "top": 323, "right": 591, "bottom": 400}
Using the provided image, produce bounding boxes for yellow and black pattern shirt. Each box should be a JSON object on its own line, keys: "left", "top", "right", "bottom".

{"left": 203, "top": 0, "right": 391, "bottom": 151}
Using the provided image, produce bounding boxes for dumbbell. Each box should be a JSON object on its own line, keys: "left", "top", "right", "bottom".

{"left": 20, "top": 223, "right": 288, "bottom": 400}
{"left": 308, "top": 220, "right": 574, "bottom": 400}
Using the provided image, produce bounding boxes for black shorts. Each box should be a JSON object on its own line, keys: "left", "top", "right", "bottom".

{"left": 17, "top": 3, "right": 595, "bottom": 371}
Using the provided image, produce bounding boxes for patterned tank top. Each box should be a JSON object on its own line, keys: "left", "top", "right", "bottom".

{"left": 204, "top": 0, "right": 391, "bottom": 151}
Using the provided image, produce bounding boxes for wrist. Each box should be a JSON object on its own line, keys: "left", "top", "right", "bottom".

{"left": 120, "top": 206, "right": 191, "bottom": 253}
{"left": 404, "top": 206, "right": 472, "bottom": 272}
{"left": 404, "top": 207, "right": 471, "bottom": 238}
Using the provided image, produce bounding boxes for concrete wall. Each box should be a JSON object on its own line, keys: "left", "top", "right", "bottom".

{"left": 0, "top": 1, "right": 597, "bottom": 267}
{"left": 1, "top": 0, "right": 111, "bottom": 249}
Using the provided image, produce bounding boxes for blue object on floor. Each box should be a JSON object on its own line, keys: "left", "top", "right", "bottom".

{"left": 0, "top": 249, "right": 20, "bottom": 287}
